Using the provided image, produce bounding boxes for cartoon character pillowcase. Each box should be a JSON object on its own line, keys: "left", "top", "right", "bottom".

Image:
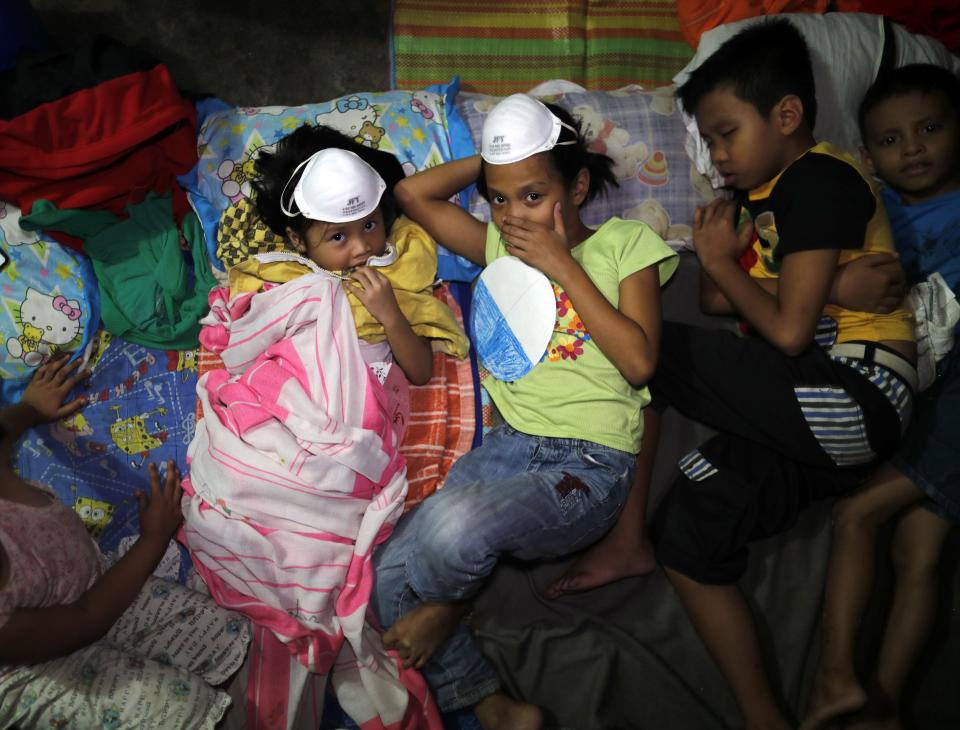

{"left": 0, "top": 201, "right": 99, "bottom": 403}
{"left": 190, "top": 82, "right": 480, "bottom": 281}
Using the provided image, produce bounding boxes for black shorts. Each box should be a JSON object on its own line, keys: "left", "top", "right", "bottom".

{"left": 650, "top": 322, "right": 911, "bottom": 584}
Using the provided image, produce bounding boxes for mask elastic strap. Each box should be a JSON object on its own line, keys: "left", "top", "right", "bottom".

{"left": 554, "top": 119, "right": 579, "bottom": 147}
{"left": 280, "top": 154, "right": 317, "bottom": 218}
{"left": 365, "top": 243, "right": 397, "bottom": 268}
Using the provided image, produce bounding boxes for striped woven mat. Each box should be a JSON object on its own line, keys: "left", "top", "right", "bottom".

{"left": 391, "top": 0, "right": 695, "bottom": 94}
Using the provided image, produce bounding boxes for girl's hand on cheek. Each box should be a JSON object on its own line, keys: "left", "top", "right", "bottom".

{"left": 693, "top": 199, "right": 753, "bottom": 267}
{"left": 344, "top": 267, "right": 402, "bottom": 326}
{"left": 501, "top": 203, "right": 575, "bottom": 283}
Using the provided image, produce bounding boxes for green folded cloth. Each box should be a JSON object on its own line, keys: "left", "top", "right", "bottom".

{"left": 22, "top": 193, "right": 217, "bottom": 349}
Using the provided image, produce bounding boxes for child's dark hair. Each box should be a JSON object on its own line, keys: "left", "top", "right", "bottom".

{"left": 476, "top": 102, "right": 618, "bottom": 204}
{"left": 250, "top": 124, "right": 405, "bottom": 238}
{"left": 858, "top": 63, "right": 960, "bottom": 143}
{"left": 677, "top": 18, "right": 817, "bottom": 129}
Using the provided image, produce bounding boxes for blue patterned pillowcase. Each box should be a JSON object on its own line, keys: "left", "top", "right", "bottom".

{"left": 0, "top": 202, "right": 100, "bottom": 403}
{"left": 191, "top": 81, "right": 479, "bottom": 281}
{"left": 453, "top": 87, "right": 717, "bottom": 249}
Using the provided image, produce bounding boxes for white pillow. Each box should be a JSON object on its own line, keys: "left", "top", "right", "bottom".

{"left": 674, "top": 12, "right": 960, "bottom": 186}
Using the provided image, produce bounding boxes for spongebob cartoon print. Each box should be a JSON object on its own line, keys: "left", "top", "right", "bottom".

{"left": 166, "top": 348, "right": 198, "bottom": 381}
{"left": 86, "top": 329, "right": 113, "bottom": 370}
{"left": 74, "top": 496, "right": 114, "bottom": 538}
{"left": 108, "top": 405, "right": 168, "bottom": 468}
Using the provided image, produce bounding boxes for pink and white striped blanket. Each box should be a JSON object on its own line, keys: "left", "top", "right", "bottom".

{"left": 180, "top": 273, "right": 440, "bottom": 730}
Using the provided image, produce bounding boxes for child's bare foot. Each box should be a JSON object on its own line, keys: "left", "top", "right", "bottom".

{"left": 474, "top": 692, "right": 542, "bottom": 730}
{"left": 544, "top": 527, "right": 656, "bottom": 599}
{"left": 846, "top": 690, "right": 901, "bottom": 730}
{"left": 799, "top": 668, "right": 867, "bottom": 730}
{"left": 382, "top": 601, "right": 467, "bottom": 668}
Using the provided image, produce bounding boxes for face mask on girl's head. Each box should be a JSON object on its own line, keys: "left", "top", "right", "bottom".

{"left": 281, "top": 148, "right": 387, "bottom": 222}
{"left": 481, "top": 94, "right": 577, "bottom": 165}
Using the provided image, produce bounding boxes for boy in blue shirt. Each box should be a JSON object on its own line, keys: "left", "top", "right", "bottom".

{"left": 803, "top": 63, "right": 960, "bottom": 730}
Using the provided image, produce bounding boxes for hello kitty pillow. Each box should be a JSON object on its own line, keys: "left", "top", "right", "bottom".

{"left": 191, "top": 81, "right": 473, "bottom": 278}
{"left": 0, "top": 201, "right": 99, "bottom": 403}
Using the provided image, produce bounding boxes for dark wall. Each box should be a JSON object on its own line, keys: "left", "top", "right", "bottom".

{"left": 30, "top": 0, "right": 391, "bottom": 106}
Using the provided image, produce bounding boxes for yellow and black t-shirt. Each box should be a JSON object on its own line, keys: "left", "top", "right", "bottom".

{"left": 742, "top": 141, "right": 913, "bottom": 346}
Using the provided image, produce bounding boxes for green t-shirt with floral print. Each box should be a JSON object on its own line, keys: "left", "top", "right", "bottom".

{"left": 481, "top": 217, "right": 677, "bottom": 453}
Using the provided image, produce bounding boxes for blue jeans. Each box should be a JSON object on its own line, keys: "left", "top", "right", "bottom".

{"left": 371, "top": 424, "right": 635, "bottom": 711}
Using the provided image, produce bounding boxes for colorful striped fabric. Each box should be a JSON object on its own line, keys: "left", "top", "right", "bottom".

{"left": 400, "top": 283, "right": 477, "bottom": 511}
{"left": 391, "top": 0, "right": 695, "bottom": 94}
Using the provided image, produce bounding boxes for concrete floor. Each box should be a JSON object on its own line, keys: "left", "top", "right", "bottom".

{"left": 30, "top": 0, "right": 391, "bottom": 106}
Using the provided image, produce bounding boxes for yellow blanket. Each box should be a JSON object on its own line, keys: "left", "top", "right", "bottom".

{"left": 228, "top": 217, "right": 469, "bottom": 359}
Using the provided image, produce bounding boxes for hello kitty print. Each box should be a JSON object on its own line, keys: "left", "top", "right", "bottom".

{"left": 0, "top": 204, "right": 98, "bottom": 399}
{"left": 6, "top": 288, "right": 83, "bottom": 366}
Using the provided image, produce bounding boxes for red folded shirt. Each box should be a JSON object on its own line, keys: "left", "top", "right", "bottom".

{"left": 0, "top": 63, "right": 197, "bottom": 250}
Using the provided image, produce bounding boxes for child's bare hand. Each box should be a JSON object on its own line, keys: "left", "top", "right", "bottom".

{"left": 345, "top": 267, "right": 402, "bottom": 326}
{"left": 500, "top": 203, "right": 576, "bottom": 283}
{"left": 20, "top": 354, "right": 91, "bottom": 424}
{"left": 136, "top": 461, "right": 183, "bottom": 544}
{"left": 832, "top": 253, "right": 905, "bottom": 313}
{"left": 692, "top": 199, "right": 752, "bottom": 266}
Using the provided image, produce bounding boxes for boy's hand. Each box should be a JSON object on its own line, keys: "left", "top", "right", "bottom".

{"left": 20, "top": 354, "right": 91, "bottom": 424}
{"left": 136, "top": 461, "right": 183, "bottom": 544}
{"left": 831, "top": 253, "right": 906, "bottom": 313}
{"left": 692, "top": 199, "right": 753, "bottom": 266}
{"left": 345, "top": 267, "right": 403, "bottom": 327}
{"left": 500, "top": 204, "right": 576, "bottom": 283}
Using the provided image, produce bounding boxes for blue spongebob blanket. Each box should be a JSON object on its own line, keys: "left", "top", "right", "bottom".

{"left": 12, "top": 331, "right": 198, "bottom": 578}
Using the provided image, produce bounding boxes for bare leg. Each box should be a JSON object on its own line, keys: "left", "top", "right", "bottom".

{"left": 544, "top": 410, "right": 660, "bottom": 598}
{"left": 800, "top": 465, "right": 924, "bottom": 730}
{"left": 665, "top": 567, "right": 790, "bottom": 730}
{"left": 474, "top": 692, "right": 543, "bottom": 730}
{"left": 847, "top": 505, "right": 953, "bottom": 730}
{"left": 382, "top": 601, "right": 469, "bottom": 668}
